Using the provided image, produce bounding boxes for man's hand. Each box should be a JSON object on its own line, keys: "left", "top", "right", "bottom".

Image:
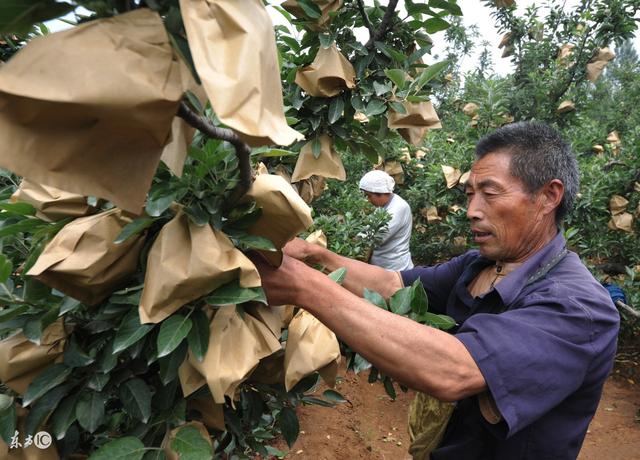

{"left": 283, "top": 238, "right": 321, "bottom": 264}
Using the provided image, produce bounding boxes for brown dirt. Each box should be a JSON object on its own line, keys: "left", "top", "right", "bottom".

{"left": 270, "top": 360, "right": 640, "bottom": 459}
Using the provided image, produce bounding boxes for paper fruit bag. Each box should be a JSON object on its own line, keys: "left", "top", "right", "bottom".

{"left": 388, "top": 101, "right": 442, "bottom": 146}
{"left": 180, "top": 0, "right": 302, "bottom": 147}
{"left": 188, "top": 305, "right": 282, "bottom": 403}
{"left": 291, "top": 135, "right": 346, "bottom": 182}
{"left": 0, "top": 320, "right": 66, "bottom": 395}
{"left": 11, "top": 180, "right": 94, "bottom": 222}
{"left": 586, "top": 48, "right": 616, "bottom": 83}
{"left": 244, "top": 174, "right": 313, "bottom": 266}
{"left": 295, "top": 44, "right": 356, "bottom": 97}
{"left": 296, "top": 175, "right": 327, "bottom": 204}
{"left": 0, "top": 9, "right": 188, "bottom": 213}
{"left": 27, "top": 208, "right": 145, "bottom": 305}
{"left": 139, "top": 210, "right": 261, "bottom": 324}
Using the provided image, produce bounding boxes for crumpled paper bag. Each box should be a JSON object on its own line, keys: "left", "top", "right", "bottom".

{"left": 0, "top": 320, "right": 66, "bottom": 395}
{"left": 245, "top": 174, "right": 313, "bottom": 266}
{"left": 284, "top": 309, "right": 341, "bottom": 391}
{"left": 441, "top": 165, "right": 462, "bottom": 189}
{"left": 282, "top": 0, "right": 343, "bottom": 30}
{"left": 291, "top": 135, "right": 346, "bottom": 182}
{"left": 586, "top": 48, "right": 616, "bottom": 83}
{"left": 607, "top": 131, "right": 621, "bottom": 154}
{"left": 462, "top": 102, "right": 478, "bottom": 117}
{"left": 11, "top": 180, "right": 94, "bottom": 222}
{"left": 0, "top": 9, "right": 188, "bottom": 213}
{"left": 608, "top": 213, "right": 634, "bottom": 233}
{"left": 27, "top": 208, "right": 145, "bottom": 305}
{"left": 0, "top": 405, "right": 60, "bottom": 459}
{"left": 187, "top": 396, "right": 225, "bottom": 431}
{"left": 375, "top": 160, "right": 404, "bottom": 186}
{"left": 420, "top": 206, "right": 441, "bottom": 223}
{"left": 178, "top": 358, "right": 207, "bottom": 398}
{"left": 180, "top": 0, "right": 302, "bottom": 147}
{"left": 256, "top": 162, "right": 270, "bottom": 176}
{"left": 494, "top": 0, "right": 515, "bottom": 7}
{"left": 249, "top": 350, "right": 286, "bottom": 385}
{"left": 388, "top": 101, "right": 442, "bottom": 146}
{"left": 558, "top": 43, "right": 575, "bottom": 65}
{"left": 188, "top": 305, "right": 282, "bottom": 403}
{"left": 556, "top": 100, "right": 575, "bottom": 114}
{"left": 162, "top": 421, "right": 212, "bottom": 460}
{"left": 139, "top": 209, "right": 261, "bottom": 324}
{"left": 610, "top": 195, "right": 629, "bottom": 215}
{"left": 295, "top": 44, "right": 356, "bottom": 97}
{"left": 459, "top": 171, "right": 471, "bottom": 186}
{"left": 296, "top": 175, "right": 327, "bottom": 204}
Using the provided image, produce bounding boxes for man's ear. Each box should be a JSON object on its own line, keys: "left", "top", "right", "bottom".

{"left": 540, "top": 179, "right": 564, "bottom": 216}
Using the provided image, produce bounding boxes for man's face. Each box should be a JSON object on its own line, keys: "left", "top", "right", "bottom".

{"left": 465, "top": 151, "right": 550, "bottom": 262}
{"left": 363, "top": 191, "right": 390, "bottom": 208}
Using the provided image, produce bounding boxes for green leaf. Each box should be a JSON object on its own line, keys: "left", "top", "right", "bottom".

{"left": 417, "top": 312, "right": 457, "bottom": 330}
{"left": 0, "top": 304, "right": 28, "bottom": 322}
{"left": 410, "top": 280, "right": 429, "bottom": 316}
{"left": 363, "top": 288, "right": 388, "bottom": 309}
{"left": 206, "top": 280, "right": 267, "bottom": 305}
{"left": 114, "top": 217, "right": 155, "bottom": 244}
{"left": 429, "top": 0, "right": 462, "bottom": 15}
{"left": 0, "top": 395, "right": 16, "bottom": 443}
{"left": 88, "top": 437, "right": 146, "bottom": 460}
{"left": 0, "top": 202, "right": 36, "bottom": 216}
{"left": 187, "top": 308, "right": 210, "bottom": 362}
{"left": 351, "top": 353, "right": 372, "bottom": 373}
{"left": 364, "top": 99, "right": 387, "bottom": 117}
{"left": 319, "top": 33, "right": 333, "bottom": 48}
{"left": 0, "top": 218, "right": 45, "bottom": 238}
{"left": 374, "top": 41, "right": 407, "bottom": 63}
{"left": 311, "top": 137, "right": 322, "bottom": 159}
{"left": 87, "top": 373, "right": 110, "bottom": 392}
{"left": 297, "top": 0, "right": 322, "bottom": 19}
{"left": 113, "top": 309, "right": 154, "bottom": 354}
{"left": 322, "top": 389, "right": 348, "bottom": 404}
{"left": 259, "top": 148, "right": 297, "bottom": 158}
{"left": 145, "top": 194, "right": 175, "bottom": 218}
{"left": 0, "top": 0, "right": 75, "bottom": 34}
{"left": 25, "top": 383, "right": 71, "bottom": 436}
{"left": 406, "top": 95, "right": 432, "bottom": 103}
{"left": 389, "top": 287, "right": 412, "bottom": 315}
{"left": 232, "top": 234, "right": 277, "bottom": 251}
{"left": 158, "top": 341, "right": 188, "bottom": 385}
{"left": 170, "top": 425, "right": 212, "bottom": 460}
{"left": 157, "top": 315, "right": 193, "bottom": 358}
{"left": 383, "top": 377, "right": 397, "bottom": 400}
{"left": 184, "top": 90, "right": 203, "bottom": 114}
{"left": 384, "top": 69, "right": 408, "bottom": 90}
{"left": 373, "top": 81, "right": 392, "bottom": 96}
{"left": 63, "top": 338, "right": 95, "bottom": 368}
{"left": 51, "top": 393, "right": 79, "bottom": 440}
{"left": 142, "top": 450, "right": 167, "bottom": 460}
{"left": 279, "top": 407, "right": 299, "bottom": 448}
{"left": 120, "top": 378, "right": 152, "bottom": 423}
{"left": 327, "top": 267, "right": 347, "bottom": 285}
{"left": 328, "top": 97, "right": 345, "bottom": 124}
{"left": 76, "top": 391, "right": 105, "bottom": 433}
{"left": 389, "top": 101, "right": 408, "bottom": 114}
{"left": 409, "top": 60, "right": 449, "bottom": 94}
{"left": 424, "top": 17, "right": 451, "bottom": 33}
{"left": 23, "top": 364, "right": 72, "bottom": 407}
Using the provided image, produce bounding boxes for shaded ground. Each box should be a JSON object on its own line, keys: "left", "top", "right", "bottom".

{"left": 271, "top": 359, "right": 640, "bottom": 459}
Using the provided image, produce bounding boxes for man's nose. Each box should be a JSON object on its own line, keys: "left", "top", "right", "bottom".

{"left": 466, "top": 196, "right": 483, "bottom": 221}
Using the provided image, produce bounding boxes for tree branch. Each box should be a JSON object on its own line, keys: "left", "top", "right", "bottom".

{"left": 617, "top": 300, "right": 640, "bottom": 319}
{"left": 365, "top": 0, "right": 399, "bottom": 49}
{"left": 356, "top": 0, "right": 374, "bottom": 36}
{"left": 177, "top": 101, "right": 253, "bottom": 197}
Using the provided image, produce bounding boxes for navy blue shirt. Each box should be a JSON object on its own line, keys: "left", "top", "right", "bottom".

{"left": 401, "top": 232, "right": 619, "bottom": 460}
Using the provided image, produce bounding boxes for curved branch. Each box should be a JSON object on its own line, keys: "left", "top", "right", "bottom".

{"left": 177, "top": 101, "right": 253, "bottom": 197}
{"left": 356, "top": 0, "right": 374, "bottom": 35}
{"left": 365, "top": 0, "right": 399, "bottom": 49}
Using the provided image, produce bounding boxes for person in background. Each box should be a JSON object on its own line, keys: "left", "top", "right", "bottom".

{"left": 359, "top": 170, "right": 414, "bottom": 271}
{"left": 252, "top": 122, "right": 619, "bottom": 460}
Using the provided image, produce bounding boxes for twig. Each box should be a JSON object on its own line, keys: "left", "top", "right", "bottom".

{"left": 616, "top": 300, "right": 640, "bottom": 320}
{"left": 365, "top": 0, "right": 400, "bottom": 49}
{"left": 356, "top": 0, "right": 374, "bottom": 35}
{"left": 177, "top": 101, "right": 253, "bottom": 197}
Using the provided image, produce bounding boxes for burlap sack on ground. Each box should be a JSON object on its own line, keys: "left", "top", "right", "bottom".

{"left": 162, "top": 421, "right": 212, "bottom": 460}
{"left": 291, "top": 135, "right": 346, "bottom": 182}
{"left": 245, "top": 174, "right": 313, "bottom": 266}
{"left": 188, "top": 305, "right": 282, "bottom": 403}
{"left": 408, "top": 392, "right": 455, "bottom": 460}
{"left": 388, "top": 101, "right": 442, "bottom": 146}
{"left": 0, "top": 405, "right": 59, "bottom": 459}
{"left": 0, "top": 9, "right": 188, "bottom": 213}
{"left": 282, "top": 0, "right": 343, "bottom": 30}
{"left": 27, "top": 208, "right": 145, "bottom": 305}
{"left": 295, "top": 44, "right": 356, "bottom": 97}
{"left": 139, "top": 210, "right": 261, "bottom": 324}
{"left": 11, "top": 179, "right": 94, "bottom": 222}
{"left": 586, "top": 48, "right": 616, "bottom": 83}
{"left": 0, "top": 320, "right": 66, "bottom": 394}
{"left": 180, "top": 0, "right": 302, "bottom": 147}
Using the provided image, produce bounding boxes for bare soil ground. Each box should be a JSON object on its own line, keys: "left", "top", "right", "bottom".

{"left": 270, "top": 358, "right": 640, "bottom": 459}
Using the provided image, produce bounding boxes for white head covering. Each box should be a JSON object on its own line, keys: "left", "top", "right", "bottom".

{"left": 359, "top": 170, "right": 395, "bottom": 193}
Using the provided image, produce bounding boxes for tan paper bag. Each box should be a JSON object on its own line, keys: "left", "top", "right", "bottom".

{"left": 11, "top": 180, "right": 94, "bottom": 222}
{"left": 180, "top": 0, "right": 302, "bottom": 147}
{"left": 0, "top": 405, "right": 59, "bottom": 459}
{"left": 284, "top": 309, "right": 341, "bottom": 391}
{"left": 606, "top": 130, "right": 621, "bottom": 154}
{"left": 441, "top": 165, "right": 462, "bottom": 189}
{"left": 586, "top": 48, "right": 616, "bottom": 83}
{"left": 383, "top": 161, "right": 405, "bottom": 186}
{"left": 245, "top": 174, "right": 314, "bottom": 266}
{"left": 0, "top": 9, "right": 188, "bottom": 213}
{"left": 0, "top": 320, "right": 66, "bottom": 395}
{"left": 462, "top": 102, "right": 479, "bottom": 117}
{"left": 558, "top": 43, "right": 575, "bottom": 64}
{"left": 162, "top": 421, "right": 212, "bottom": 460}
{"left": 27, "top": 209, "right": 145, "bottom": 305}
{"left": 274, "top": 165, "right": 293, "bottom": 183}
{"left": 494, "top": 0, "right": 515, "bottom": 7}
{"left": 245, "top": 302, "right": 286, "bottom": 338}
{"left": 295, "top": 44, "right": 356, "bottom": 97}
{"left": 291, "top": 135, "right": 346, "bottom": 182}
{"left": 608, "top": 213, "right": 634, "bottom": 233}
{"left": 178, "top": 359, "right": 207, "bottom": 398}
{"left": 139, "top": 210, "right": 261, "bottom": 324}
{"left": 610, "top": 195, "right": 629, "bottom": 215}
{"left": 282, "top": 0, "right": 343, "bottom": 30}
{"left": 420, "top": 206, "right": 441, "bottom": 223}
{"left": 249, "top": 350, "right": 286, "bottom": 385}
{"left": 556, "top": 100, "right": 575, "bottom": 114}
{"left": 187, "top": 396, "right": 225, "bottom": 431}
{"left": 388, "top": 101, "right": 442, "bottom": 146}
{"left": 188, "top": 305, "right": 282, "bottom": 403}
{"left": 296, "top": 175, "right": 327, "bottom": 204}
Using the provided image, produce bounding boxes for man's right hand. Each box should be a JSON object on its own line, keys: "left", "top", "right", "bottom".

{"left": 283, "top": 238, "right": 321, "bottom": 265}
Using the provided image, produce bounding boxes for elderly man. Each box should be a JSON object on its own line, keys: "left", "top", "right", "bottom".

{"left": 359, "top": 170, "right": 413, "bottom": 270}
{"left": 253, "top": 122, "right": 619, "bottom": 459}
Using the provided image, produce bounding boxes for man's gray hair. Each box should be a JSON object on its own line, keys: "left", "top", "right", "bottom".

{"left": 475, "top": 121, "right": 579, "bottom": 224}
